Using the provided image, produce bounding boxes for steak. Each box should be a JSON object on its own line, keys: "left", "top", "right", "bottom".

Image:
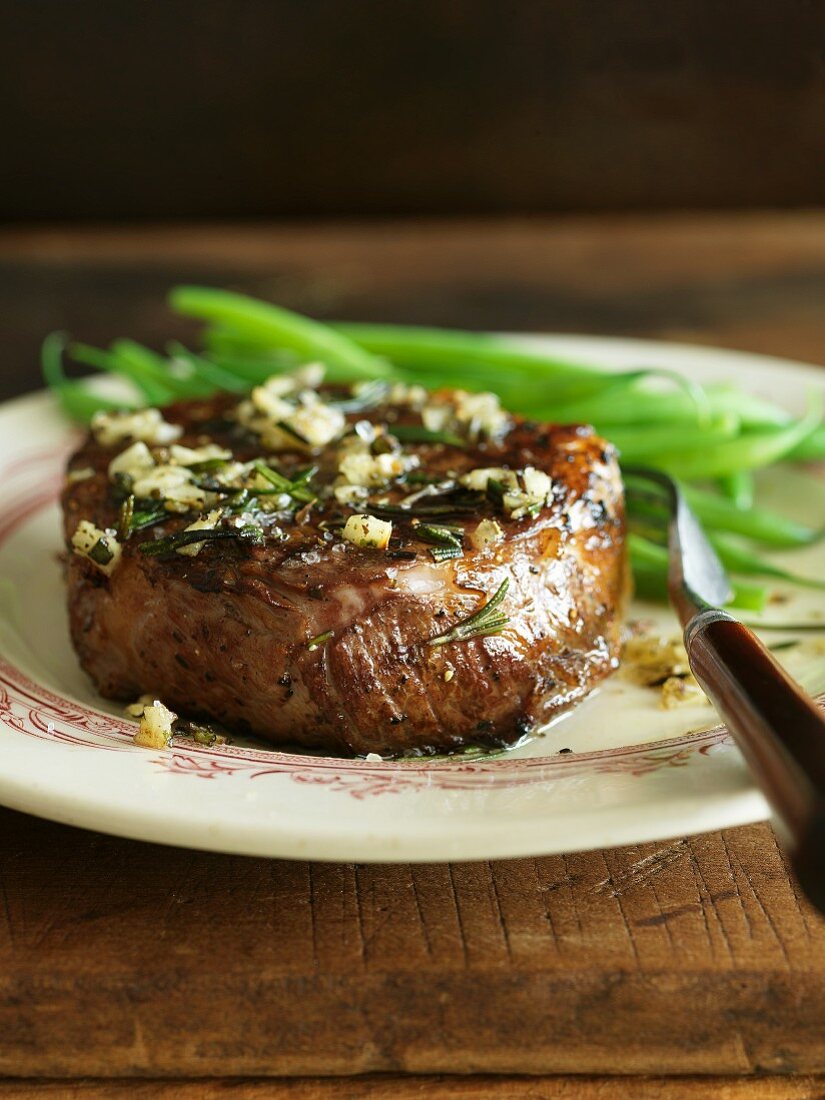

{"left": 62, "top": 375, "right": 627, "bottom": 756}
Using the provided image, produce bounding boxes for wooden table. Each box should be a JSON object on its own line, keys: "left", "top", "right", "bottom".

{"left": 0, "top": 214, "right": 824, "bottom": 1098}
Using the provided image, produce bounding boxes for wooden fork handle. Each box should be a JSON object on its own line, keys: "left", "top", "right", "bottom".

{"left": 685, "top": 609, "right": 825, "bottom": 915}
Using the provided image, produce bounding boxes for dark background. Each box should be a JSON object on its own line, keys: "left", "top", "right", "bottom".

{"left": 3, "top": 0, "right": 825, "bottom": 221}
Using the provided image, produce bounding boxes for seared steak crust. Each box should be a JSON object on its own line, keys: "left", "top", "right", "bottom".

{"left": 63, "top": 389, "right": 626, "bottom": 755}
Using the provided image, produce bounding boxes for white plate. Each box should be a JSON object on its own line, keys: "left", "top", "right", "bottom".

{"left": 0, "top": 336, "right": 823, "bottom": 862}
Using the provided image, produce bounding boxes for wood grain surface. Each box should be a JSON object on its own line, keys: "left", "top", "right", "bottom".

{"left": 2, "top": 213, "right": 825, "bottom": 405}
{"left": 1, "top": 1076, "right": 825, "bottom": 1098}
{"left": 0, "top": 215, "right": 824, "bottom": 1090}
{"left": 0, "top": 808, "right": 822, "bottom": 1078}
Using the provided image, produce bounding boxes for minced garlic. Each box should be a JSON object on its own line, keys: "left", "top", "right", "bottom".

{"left": 387, "top": 382, "right": 428, "bottom": 409}
{"left": 453, "top": 390, "right": 509, "bottom": 439}
{"left": 459, "top": 465, "right": 553, "bottom": 519}
{"left": 91, "top": 408, "right": 182, "bottom": 447}
{"left": 339, "top": 449, "right": 418, "bottom": 488}
{"left": 134, "top": 699, "right": 177, "bottom": 749}
{"left": 334, "top": 484, "right": 369, "bottom": 506}
{"left": 237, "top": 370, "right": 345, "bottom": 452}
{"left": 130, "top": 465, "right": 207, "bottom": 513}
{"left": 108, "top": 440, "right": 155, "bottom": 481}
{"left": 124, "top": 694, "right": 155, "bottom": 719}
{"left": 168, "top": 443, "right": 232, "bottom": 466}
{"left": 621, "top": 634, "right": 707, "bottom": 709}
{"left": 503, "top": 466, "right": 553, "bottom": 519}
{"left": 175, "top": 509, "right": 224, "bottom": 556}
{"left": 71, "top": 520, "right": 122, "bottom": 575}
{"left": 470, "top": 518, "right": 504, "bottom": 550}
{"left": 459, "top": 467, "right": 517, "bottom": 492}
{"left": 660, "top": 676, "right": 706, "bottom": 709}
{"left": 621, "top": 635, "right": 692, "bottom": 687}
{"left": 288, "top": 393, "right": 346, "bottom": 448}
{"left": 66, "top": 466, "right": 94, "bottom": 484}
{"left": 342, "top": 513, "right": 393, "bottom": 550}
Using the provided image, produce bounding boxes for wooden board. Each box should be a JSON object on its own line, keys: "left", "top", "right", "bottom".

{"left": 0, "top": 217, "right": 824, "bottom": 1088}
{"left": 0, "top": 809, "right": 823, "bottom": 1077}
{"left": 1, "top": 1076, "right": 825, "bottom": 1098}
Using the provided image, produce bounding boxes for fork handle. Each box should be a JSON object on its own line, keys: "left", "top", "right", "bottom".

{"left": 685, "top": 608, "right": 825, "bottom": 914}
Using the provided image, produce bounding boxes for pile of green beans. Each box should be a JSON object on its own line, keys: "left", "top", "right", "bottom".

{"left": 43, "top": 286, "right": 825, "bottom": 611}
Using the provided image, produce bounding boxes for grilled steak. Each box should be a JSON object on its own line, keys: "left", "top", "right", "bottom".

{"left": 62, "top": 373, "right": 627, "bottom": 756}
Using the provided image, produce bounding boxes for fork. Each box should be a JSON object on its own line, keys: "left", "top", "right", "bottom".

{"left": 624, "top": 467, "right": 825, "bottom": 915}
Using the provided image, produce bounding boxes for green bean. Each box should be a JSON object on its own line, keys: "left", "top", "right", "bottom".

{"left": 717, "top": 470, "right": 754, "bottom": 509}
{"left": 628, "top": 536, "right": 768, "bottom": 610}
{"left": 609, "top": 413, "right": 739, "bottom": 463}
{"left": 544, "top": 381, "right": 790, "bottom": 431}
{"left": 709, "top": 533, "right": 825, "bottom": 590}
{"left": 170, "top": 286, "right": 394, "bottom": 381}
{"left": 685, "top": 487, "right": 820, "bottom": 547}
{"left": 166, "top": 343, "right": 251, "bottom": 395}
{"left": 643, "top": 400, "right": 823, "bottom": 480}
{"left": 109, "top": 340, "right": 205, "bottom": 399}
{"left": 334, "top": 322, "right": 713, "bottom": 415}
{"left": 207, "top": 321, "right": 622, "bottom": 406}
{"left": 624, "top": 479, "right": 819, "bottom": 548}
{"left": 70, "top": 342, "right": 175, "bottom": 406}
{"left": 41, "top": 333, "right": 136, "bottom": 421}
{"left": 206, "top": 353, "right": 292, "bottom": 384}
{"left": 332, "top": 322, "right": 607, "bottom": 380}
{"left": 700, "top": 385, "right": 792, "bottom": 430}
{"left": 788, "top": 423, "right": 825, "bottom": 461}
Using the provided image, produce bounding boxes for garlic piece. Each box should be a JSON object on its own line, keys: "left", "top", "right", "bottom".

{"left": 71, "top": 520, "right": 122, "bottom": 575}
{"left": 134, "top": 700, "right": 177, "bottom": 749}
{"left": 342, "top": 514, "right": 393, "bottom": 550}
{"left": 92, "top": 408, "right": 182, "bottom": 447}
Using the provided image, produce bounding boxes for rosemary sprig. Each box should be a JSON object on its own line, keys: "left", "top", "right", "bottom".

{"left": 370, "top": 501, "right": 477, "bottom": 519}
{"left": 119, "top": 495, "right": 167, "bottom": 539}
{"left": 253, "top": 460, "right": 317, "bottom": 503}
{"left": 428, "top": 578, "right": 510, "bottom": 647}
{"left": 416, "top": 523, "right": 463, "bottom": 546}
{"left": 415, "top": 522, "right": 464, "bottom": 563}
{"left": 429, "top": 545, "right": 463, "bottom": 562}
{"left": 307, "top": 629, "right": 333, "bottom": 651}
{"left": 486, "top": 478, "right": 507, "bottom": 508}
{"left": 139, "top": 524, "right": 264, "bottom": 556}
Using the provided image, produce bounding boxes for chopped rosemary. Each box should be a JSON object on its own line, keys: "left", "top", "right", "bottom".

{"left": 403, "top": 471, "right": 446, "bottom": 485}
{"left": 307, "top": 629, "right": 333, "bottom": 651}
{"left": 428, "top": 578, "right": 510, "bottom": 647}
{"left": 88, "top": 536, "right": 115, "bottom": 567}
{"left": 429, "top": 545, "right": 463, "bottom": 562}
{"left": 391, "top": 424, "right": 466, "bottom": 447}
{"left": 139, "top": 524, "right": 264, "bottom": 556}
{"left": 253, "top": 460, "right": 316, "bottom": 503}
{"left": 370, "top": 501, "right": 476, "bottom": 519}
{"left": 415, "top": 522, "right": 464, "bottom": 562}
{"left": 416, "top": 523, "right": 463, "bottom": 547}
{"left": 486, "top": 478, "right": 507, "bottom": 507}
{"left": 187, "top": 456, "right": 234, "bottom": 472}
{"left": 119, "top": 497, "right": 167, "bottom": 539}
